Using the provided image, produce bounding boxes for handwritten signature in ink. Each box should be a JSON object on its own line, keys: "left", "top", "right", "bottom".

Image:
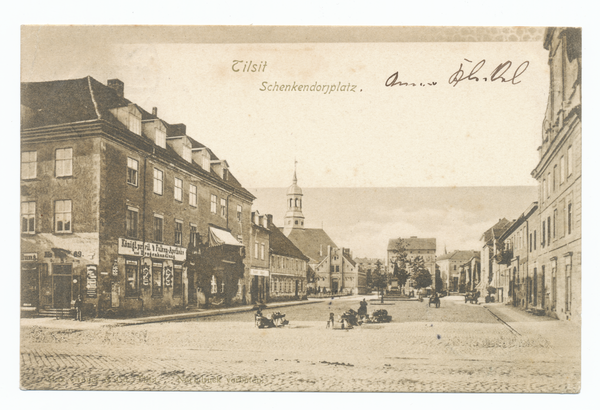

{"left": 448, "top": 59, "right": 530, "bottom": 87}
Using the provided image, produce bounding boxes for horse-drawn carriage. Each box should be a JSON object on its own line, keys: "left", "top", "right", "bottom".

{"left": 464, "top": 291, "right": 480, "bottom": 304}
{"left": 428, "top": 294, "right": 441, "bottom": 308}
{"left": 255, "top": 310, "right": 289, "bottom": 328}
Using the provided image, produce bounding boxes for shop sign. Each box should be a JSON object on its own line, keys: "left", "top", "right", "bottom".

{"left": 86, "top": 265, "right": 98, "bottom": 298}
{"left": 22, "top": 253, "right": 37, "bottom": 261}
{"left": 164, "top": 265, "right": 173, "bottom": 287}
{"left": 118, "top": 238, "right": 186, "bottom": 261}
{"left": 112, "top": 262, "right": 119, "bottom": 277}
{"left": 142, "top": 265, "right": 151, "bottom": 286}
{"left": 250, "top": 269, "right": 269, "bottom": 277}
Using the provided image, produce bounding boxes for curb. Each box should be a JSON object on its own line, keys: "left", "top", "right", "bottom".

{"left": 115, "top": 299, "right": 324, "bottom": 326}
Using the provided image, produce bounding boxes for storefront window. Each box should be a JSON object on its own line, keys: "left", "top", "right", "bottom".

{"left": 125, "top": 259, "right": 139, "bottom": 297}
{"left": 152, "top": 262, "right": 163, "bottom": 296}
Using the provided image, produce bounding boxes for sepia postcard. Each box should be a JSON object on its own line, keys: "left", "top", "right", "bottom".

{"left": 19, "top": 25, "right": 582, "bottom": 394}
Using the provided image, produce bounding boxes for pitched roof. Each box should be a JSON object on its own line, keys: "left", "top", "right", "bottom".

{"left": 21, "top": 76, "right": 131, "bottom": 129}
{"left": 268, "top": 221, "right": 309, "bottom": 261}
{"left": 387, "top": 237, "right": 436, "bottom": 251}
{"left": 21, "top": 76, "right": 254, "bottom": 199}
{"left": 284, "top": 228, "right": 338, "bottom": 264}
{"left": 437, "top": 250, "right": 480, "bottom": 262}
{"left": 480, "top": 218, "right": 512, "bottom": 244}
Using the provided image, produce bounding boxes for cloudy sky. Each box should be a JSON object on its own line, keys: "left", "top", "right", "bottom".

{"left": 21, "top": 26, "right": 549, "bottom": 258}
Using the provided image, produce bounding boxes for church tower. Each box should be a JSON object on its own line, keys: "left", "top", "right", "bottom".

{"left": 283, "top": 164, "right": 305, "bottom": 236}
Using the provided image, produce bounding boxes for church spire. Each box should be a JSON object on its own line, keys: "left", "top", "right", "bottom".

{"left": 283, "top": 161, "right": 305, "bottom": 236}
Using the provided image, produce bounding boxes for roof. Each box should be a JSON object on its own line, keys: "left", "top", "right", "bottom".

{"left": 21, "top": 76, "right": 254, "bottom": 199}
{"left": 480, "top": 218, "right": 512, "bottom": 244}
{"left": 21, "top": 76, "right": 130, "bottom": 130}
{"left": 354, "top": 258, "right": 381, "bottom": 265}
{"left": 437, "top": 250, "right": 480, "bottom": 262}
{"left": 284, "top": 228, "right": 338, "bottom": 264}
{"left": 268, "top": 220, "right": 308, "bottom": 260}
{"left": 498, "top": 202, "right": 539, "bottom": 242}
{"left": 387, "top": 237, "right": 436, "bottom": 252}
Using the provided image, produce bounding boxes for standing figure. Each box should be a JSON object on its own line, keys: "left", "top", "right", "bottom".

{"left": 74, "top": 295, "right": 83, "bottom": 321}
{"left": 326, "top": 312, "right": 335, "bottom": 329}
{"left": 358, "top": 298, "right": 368, "bottom": 318}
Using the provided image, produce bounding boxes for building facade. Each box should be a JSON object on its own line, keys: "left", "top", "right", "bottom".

{"left": 530, "top": 28, "right": 581, "bottom": 321}
{"left": 387, "top": 237, "right": 437, "bottom": 276}
{"left": 495, "top": 203, "right": 538, "bottom": 306}
{"left": 267, "top": 215, "right": 309, "bottom": 301}
{"left": 437, "top": 250, "right": 479, "bottom": 293}
{"left": 248, "top": 211, "right": 270, "bottom": 304}
{"left": 21, "top": 77, "right": 255, "bottom": 317}
{"left": 314, "top": 246, "right": 367, "bottom": 295}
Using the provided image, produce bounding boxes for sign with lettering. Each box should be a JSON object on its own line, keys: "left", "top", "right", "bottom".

{"left": 112, "top": 262, "right": 119, "bottom": 277}
{"left": 118, "top": 238, "right": 186, "bottom": 261}
{"left": 86, "top": 265, "right": 98, "bottom": 298}
{"left": 164, "top": 265, "right": 173, "bottom": 287}
{"left": 22, "top": 253, "right": 37, "bottom": 261}
{"left": 250, "top": 269, "right": 269, "bottom": 277}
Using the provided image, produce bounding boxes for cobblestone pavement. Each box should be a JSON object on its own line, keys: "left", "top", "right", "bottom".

{"left": 20, "top": 296, "right": 580, "bottom": 392}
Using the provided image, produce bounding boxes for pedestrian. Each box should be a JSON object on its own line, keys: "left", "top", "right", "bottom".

{"left": 326, "top": 312, "right": 335, "bottom": 329}
{"left": 74, "top": 295, "right": 83, "bottom": 321}
{"left": 358, "top": 298, "right": 368, "bottom": 317}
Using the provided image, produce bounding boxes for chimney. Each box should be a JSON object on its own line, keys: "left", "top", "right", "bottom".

{"left": 266, "top": 214, "right": 273, "bottom": 226}
{"left": 107, "top": 79, "right": 124, "bottom": 98}
{"left": 152, "top": 107, "right": 158, "bottom": 117}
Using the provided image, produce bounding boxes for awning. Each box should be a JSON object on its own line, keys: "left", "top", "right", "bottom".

{"left": 209, "top": 226, "right": 243, "bottom": 247}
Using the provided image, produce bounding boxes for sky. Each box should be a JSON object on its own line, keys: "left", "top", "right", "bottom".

{"left": 21, "top": 26, "right": 548, "bottom": 259}
{"left": 21, "top": 27, "right": 549, "bottom": 190}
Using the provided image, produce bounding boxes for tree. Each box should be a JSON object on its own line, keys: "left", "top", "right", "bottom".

{"left": 434, "top": 265, "right": 443, "bottom": 292}
{"left": 372, "top": 260, "right": 386, "bottom": 303}
{"left": 411, "top": 256, "right": 433, "bottom": 290}
{"left": 365, "top": 268, "right": 373, "bottom": 290}
{"left": 390, "top": 239, "right": 410, "bottom": 292}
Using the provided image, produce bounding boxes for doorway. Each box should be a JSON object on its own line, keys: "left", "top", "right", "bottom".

{"left": 52, "top": 264, "right": 72, "bottom": 308}
{"left": 332, "top": 279, "right": 339, "bottom": 294}
{"left": 295, "top": 280, "right": 299, "bottom": 297}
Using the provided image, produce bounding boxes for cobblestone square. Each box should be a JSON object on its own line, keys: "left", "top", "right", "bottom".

{"left": 20, "top": 296, "right": 580, "bottom": 392}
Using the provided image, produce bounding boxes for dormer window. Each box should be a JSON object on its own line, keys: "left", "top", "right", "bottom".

{"left": 155, "top": 128, "right": 166, "bottom": 149}
{"left": 128, "top": 111, "right": 141, "bottom": 135}
{"left": 182, "top": 145, "right": 192, "bottom": 163}
{"left": 202, "top": 155, "right": 210, "bottom": 171}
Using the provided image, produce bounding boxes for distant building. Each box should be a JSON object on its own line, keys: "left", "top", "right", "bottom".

{"left": 248, "top": 211, "right": 270, "bottom": 304}
{"left": 478, "top": 218, "right": 512, "bottom": 297}
{"left": 495, "top": 202, "right": 538, "bottom": 307}
{"left": 387, "top": 236, "right": 436, "bottom": 276}
{"left": 314, "top": 246, "right": 367, "bottom": 294}
{"left": 267, "top": 215, "right": 309, "bottom": 301}
{"left": 437, "top": 250, "right": 480, "bottom": 293}
{"left": 281, "top": 170, "right": 338, "bottom": 270}
{"left": 530, "top": 27, "right": 581, "bottom": 320}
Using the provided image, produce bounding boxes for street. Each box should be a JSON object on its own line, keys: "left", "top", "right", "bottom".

{"left": 20, "top": 295, "right": 580, "bottom": 392}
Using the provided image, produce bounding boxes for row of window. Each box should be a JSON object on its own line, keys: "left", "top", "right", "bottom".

{"left": 270, "top": 278, "right": 304, "bottom": 294}
{"left": 271, "top": 255, "right": 306, "bottom": 271}
{"left": 125, "top": 259, "right": 183, "bottom": 299}
{"left": 21, "top": 200, "right": 71, "bottom": 234}
{"left": 22, "top": 149, "right": 73, "bottom": 180}
{"left": 541, "top": 145, "right": 573, "bottom": 202}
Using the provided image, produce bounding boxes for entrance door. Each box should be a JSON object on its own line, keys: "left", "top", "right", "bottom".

{"left": 295, "top": 280, "right": 299, "bottom": 297}
{"left": 251, "top": 276, "right": 258, "bottom": 304}
{"left": 52, "top": 265, "right": 72, "bottom": 308}
{"left": 53, "top": 275, "right": 72, "bottom": 308}
{"left": 332, "top": 279, "right": 339, "bottom": 294}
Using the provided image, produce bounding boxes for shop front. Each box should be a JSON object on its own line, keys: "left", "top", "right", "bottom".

{"left": 250, "top": 268, "right": 269, "bottom": 304}
{"left": 114, "top": 238, "right": 187, "bottom": 315}
{"left": 185, "top": 226, "right": 246, "bottom": 308}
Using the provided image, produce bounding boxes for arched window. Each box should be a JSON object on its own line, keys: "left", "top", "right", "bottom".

{"left": 295, "top": 198, "right": 299, "bottom": 207}
{"left": 290, "top": 199, "right": 293, "bottom": 208}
